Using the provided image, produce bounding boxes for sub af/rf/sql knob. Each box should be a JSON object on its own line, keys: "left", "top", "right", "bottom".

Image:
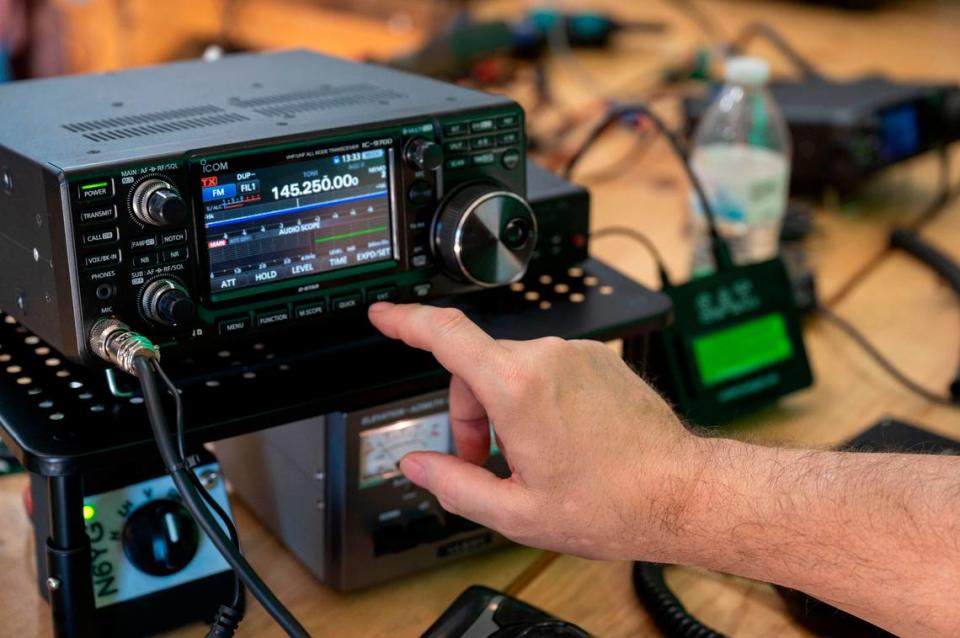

{"left": 434, "top": 184, "right": 537, "bottom": 287}
{"left": 141, "top": 278, "right": 196, "bottom": 327}
{"left": 132, "top": 178, "right": 187, "bottom": 227}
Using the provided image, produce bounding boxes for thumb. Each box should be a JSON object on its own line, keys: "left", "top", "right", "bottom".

{"left": 400, "top": 451, "right": 517, "bottom": 530}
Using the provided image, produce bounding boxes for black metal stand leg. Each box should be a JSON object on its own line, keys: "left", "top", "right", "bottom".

{"left": 45, "top": 475, "right": 97, "bottom": 638}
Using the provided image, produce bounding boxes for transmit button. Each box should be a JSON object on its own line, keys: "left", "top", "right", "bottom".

{"left": 255, "top": 307, "right": 290, "bottom": 328}
{"left": 331, "top": 292, "right": 363, "bottom": 312}
{"left": 218, "top": 316, "right": 250, "bottom": 336}
{"left": 367, "top": 286, "right": 398, "bottom": 304}
{"left": 81, "top": 226, "right": 118, "bottom": 246}
{"left": 162, "top": 247, "right": 188, "bottom": 264}
{"left": 161, "top": 229, "right": 188, "bottom": 245}
{"left": 83, "top": 249, "right": 121, "bottom": 270}
{"left": 76, "top": 178, "right": 114, "bottom": 202}
{"left": 295, "top": 301, "right": 327, "bottom": 320}
{"left": 79, "top": 205, "right": 116, "bottom": 225}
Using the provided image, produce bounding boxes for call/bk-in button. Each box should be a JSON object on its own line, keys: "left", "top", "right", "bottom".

{"left": 202, "top": 183, "right": 236, "bottom": 201}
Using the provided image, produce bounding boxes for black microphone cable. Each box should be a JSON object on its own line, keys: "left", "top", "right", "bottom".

{"left": 89, "top": 318, "right": 311, "bottom": 638}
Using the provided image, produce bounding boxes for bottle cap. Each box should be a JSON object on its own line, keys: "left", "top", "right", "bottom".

{"left": 724, "top": 56, "right": 770, "bottom": 86}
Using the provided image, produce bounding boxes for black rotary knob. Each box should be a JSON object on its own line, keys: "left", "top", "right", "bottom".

{"left": 141, "top": 278, "right": 196, "bottom": 327}
{"left": 122, "top": 499, "right": 200, "bottom": 576}
{"left": 434, "top": 184, "right": 537, "bottom": 287}
{"left": 132, "top": 178, "right": 187, "bottom": 226}
{"left": 405, "top": 138, "right": 443, "bottom": 171}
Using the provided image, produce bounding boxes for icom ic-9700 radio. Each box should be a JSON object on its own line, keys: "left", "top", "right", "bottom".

{"left": 0, "top": 51, "right": 537, "bottom": 364}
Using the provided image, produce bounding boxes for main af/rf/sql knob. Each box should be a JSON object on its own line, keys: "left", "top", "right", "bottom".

{"left": 141, "top": 278, "right": 196, "bottom": 327}
{"left": 132, "top": 178, "right": 187, "bottom": 226}
{"left": 434, "top": 184, "right": 537, "bottom": 287}
{"left": 122, "top": 499, "right": 200, "bottom": 576}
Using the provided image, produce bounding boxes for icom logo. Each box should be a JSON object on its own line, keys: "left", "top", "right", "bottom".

{"left": 201, "top": 160, "right": 229, "bottom": 174}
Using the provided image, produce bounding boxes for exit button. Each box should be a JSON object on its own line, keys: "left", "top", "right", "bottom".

{"left": 76, "top": 178, "right": 114, "bottom": 202}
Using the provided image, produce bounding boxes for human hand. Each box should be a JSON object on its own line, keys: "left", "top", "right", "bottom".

{"left": 368, "top": 302, "right": 705, "bottom": 561}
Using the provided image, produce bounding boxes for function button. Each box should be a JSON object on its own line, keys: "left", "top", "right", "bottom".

{"left": 445, "top": 157, "right": 468, "bottom": 170}
{"left": 443, "top": 122, "right": 469, "bottom": 137}
{"left": 331, "top": 292, "right": 363, "bottom": 312}
{"left": 218, "top": 316, "right": 250, "bottom": 335}
{"left": 162, "top": 247, "right": 188, "bottom": 263}
{"left": 295, "top": 301, "right": 327, "bottom": 320}
{"left": 83, "top": 249, "right": 121, "bottom": 270}
{"left": 407, "top": 180, "right": 435, "bottom": 209}
{"left": 497, "top": 114, "right": 519, "bottom": 129}
{"left": 470, "top": 136, "right": 494, "bottom": 150}
{"left": 81, "top": 226, "right": 119, "bottom": 246}
{"left": 502, "top": 149, "right": 522, "bottom": 170}
{"left": 130, "top": 235, "right": 159, "bottom": 251}
{"left": 76, "top": 178, "right": 114, "bottom": 202}
{"left": 470, "top": 119, "right": 496, "bottom": 133}
{"left": 412, "top": 283, "right": 432, "bottom": 298}
{"left": 367, "top": 286, "right": 398, "bottom": 303}
{"left": 161, "top": 229, "right": 188, "bottom": 246}
{"left": 255, "top": 307, "right": 290, "bottom": 328}
{"left": 79, "top": 205, "right": 117, "bottom": 225}
{"left": 497, "top": 131, "right": 519, "bottom": 146}
{"left": 445, "top": 140, "right": 468, "bottom": 153}
{"left": 411, "top": 254, "right": 431, "bottom": 268}
{"left": 131, "top": 253, "right": 159, "bottom": 268}
{"left": 471, "top": 152, "right": 496, "bottom": 166}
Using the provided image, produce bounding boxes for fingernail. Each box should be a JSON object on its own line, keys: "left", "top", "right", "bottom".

{"left": 400, "top": 455, "right": 427, "bottom": 485}
{"left": 368, "top": 301, "right": 395, "bottom": 313}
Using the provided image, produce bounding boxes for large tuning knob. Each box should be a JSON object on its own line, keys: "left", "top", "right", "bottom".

{"left": 121, "top": 499, "right": 200, "bottom": 576}
{"left": 434, "top": 184, "right": 537, "bottom": 287}
{"left": 132, "top": 178, "right": 187, "bottom": 226}
{"left": 141, "top": 278, "right": 196, "bottom": 327}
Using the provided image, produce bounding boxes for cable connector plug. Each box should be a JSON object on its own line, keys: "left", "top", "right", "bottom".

{"left": 205, "top": 604, "right": 242, "bottom": 638}
{"left": 88, "top": 318, "right": 160, "bottom": 375}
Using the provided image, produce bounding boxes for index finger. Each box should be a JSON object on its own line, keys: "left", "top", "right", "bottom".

{"left": 368, "top": 302, "right": 507, "bottom": 395}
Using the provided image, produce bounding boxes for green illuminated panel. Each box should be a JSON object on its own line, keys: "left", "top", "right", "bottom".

{"left": 692, "top": 313, "right": 793, "bottom": 386}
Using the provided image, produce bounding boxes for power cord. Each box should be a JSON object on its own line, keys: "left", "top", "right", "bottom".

{"left": 562, "top": 102, "right": 733, "bottom": 273}
{"left": 89, "top": 319, "right": 311, "bottom": 637}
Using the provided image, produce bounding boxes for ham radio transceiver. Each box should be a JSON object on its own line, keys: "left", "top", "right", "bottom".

{"left": 0, "top": 50, "right": 543, "bottom": 366}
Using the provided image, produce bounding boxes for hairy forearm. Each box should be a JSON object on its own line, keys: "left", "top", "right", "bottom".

{"left": 661, "top": 438, "right": 960, "bottom": 637}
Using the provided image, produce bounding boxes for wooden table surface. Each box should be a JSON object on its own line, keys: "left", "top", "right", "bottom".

{"left": 3, "top": 1, "right": 960, "bottom": 636}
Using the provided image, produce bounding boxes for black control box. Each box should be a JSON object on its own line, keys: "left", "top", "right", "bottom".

{"left": 0, "top": 51, "right": 564, "bottom": 365}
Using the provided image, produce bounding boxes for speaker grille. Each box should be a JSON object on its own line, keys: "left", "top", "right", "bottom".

{"left": 229, "top": 83, "right": 406, "bottom": 118}
{"left": 62, "top": 106, "right": 250, "bottom": 143}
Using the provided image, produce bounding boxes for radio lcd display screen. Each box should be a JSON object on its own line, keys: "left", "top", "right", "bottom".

{"left": 198, "top": 146, "right": 395, "bottom": 297}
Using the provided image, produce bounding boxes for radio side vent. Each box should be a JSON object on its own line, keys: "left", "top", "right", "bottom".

{"left": 229, "top": 83, "right": 407, "bottom": 118}
{"left": 61, "top": 106, "right": 250, "bottom": 143}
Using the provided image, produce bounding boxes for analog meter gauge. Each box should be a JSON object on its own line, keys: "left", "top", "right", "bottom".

{"left": 359, "top": 414, "right": 451, "bottom": 488}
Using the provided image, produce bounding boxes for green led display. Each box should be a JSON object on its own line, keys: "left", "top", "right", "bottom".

{"left": 692, "top": 313, "right": 793, "bottom": 386}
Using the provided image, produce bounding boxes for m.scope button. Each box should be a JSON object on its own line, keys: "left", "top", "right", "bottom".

{"left": 76, "top": 178, "right": 114, "bottom": 202}
{"left": 218, "top": 316, "right": 250, "bottom": 335}
{"left": 295, "top": 301, "right": 327, "bottom": 320}
{"left": 332, "top": 292, "right": 363, "bottom": 312}
{"left": 255, "top": 307, "right": 290, "bottom": 328}
{"left": 83, "top": 249, "right": 121, "bottom": 269}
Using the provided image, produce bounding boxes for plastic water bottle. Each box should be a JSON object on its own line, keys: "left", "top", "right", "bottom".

{"left": 688, "top": 56, "right": 791, "bottom": 276}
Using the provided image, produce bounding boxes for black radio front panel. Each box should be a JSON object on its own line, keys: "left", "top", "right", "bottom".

{"left": 64, "top": 109, "right": 530, "bottom": 363}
